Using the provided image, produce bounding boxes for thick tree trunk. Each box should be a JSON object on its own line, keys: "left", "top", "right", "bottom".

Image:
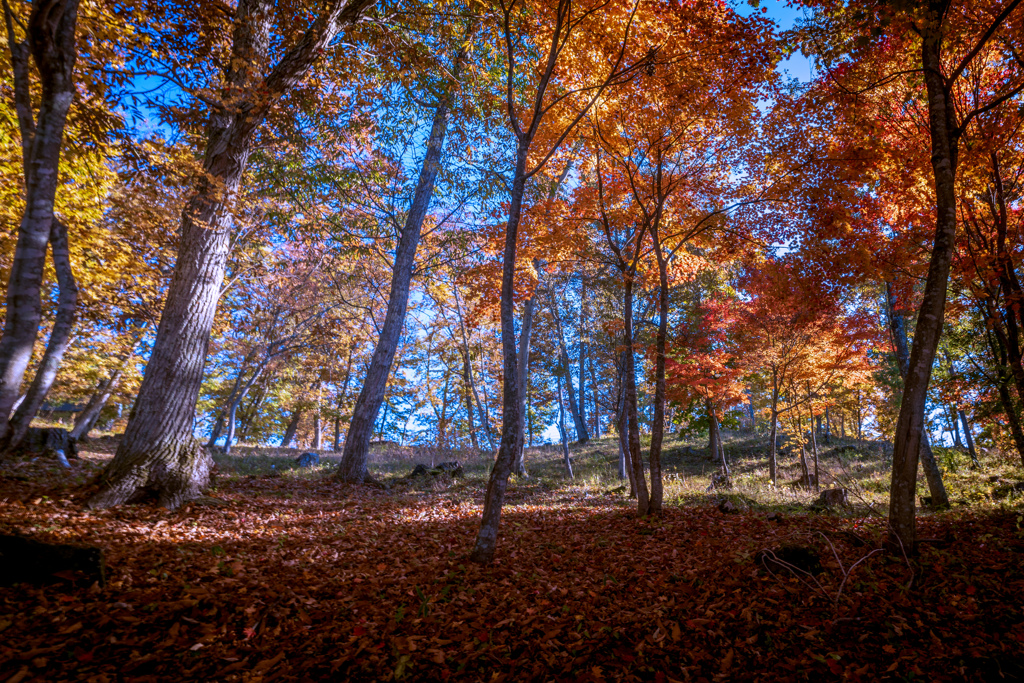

{"left": 90, "top": 0, "right": 374, "bottom": 509}
{"left": 339, "top": 82, "right": 461, "bottom": 482}
{"left": 4, "top": 219, "right": 78, "bottom": 451}
{"left": 470, "top": 146, "right": 529, "bottom": 564}
{"left": 886, "top": 282, "right": 950, "bottom": 507}
{"left": 546, "top": 285, "right": 588, "bottom": 443}
{"left": 0, "top": 0, "right": 80, "bottom": 435}
{"left": 281, "top": 408, "right": 302, "bottom": 448}
{"left": 71, "top": 367, "right": 124, "bottom": 441}
{"left": 589, "top": 352, "right": 601, "bottom": 438}
{"left": 889, "top": 11, "right": 960, "bottom": 549}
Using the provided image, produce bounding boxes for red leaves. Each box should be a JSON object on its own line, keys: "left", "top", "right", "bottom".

{"left": 2, "top": 465, "right": 1024, "bottom": 681}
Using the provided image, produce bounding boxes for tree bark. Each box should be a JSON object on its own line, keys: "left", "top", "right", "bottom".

{"left": 616, "top": 365, "right": 635, "bottom": 493}
{"left": 958, "top": 409, "right": 980, "bottom": 468}
{"left": 339, "top": 59, "right": 465, "bottom": 481}
{"left": 90, "top": 0, "right": 375, "bottom": 510}
{"left": 886, "top": 282, "right": 950, "bottom": 508}
{"left": 470, "top": 145, "right": 529, "bottom": 564}
{"left": 223, "top": 365, "right": 265, "bottom": 455}
{"left": 514, "top": 292, "right": 537, "bottom": 474}
{"left": 334, "top": 346, "right": 354, "bottom": 451}
{"left": 0, "top": 0, "right": 81, "bottom": 435}
{"left": 461, "top": 349, "right": 479, "bottom": 450}
{"left": 71, "top": 367, "right": 124, "bottom": 441}
{"left": 889, "top": 8, "right": 960, "bottom": 549}
{"left": 589, "top": 350, "right": 601, "bottom": 438}
{"left": 768, "top": 367, "right": 780, "bottom": 485}
{"left": 281, "top": 408, "right": 302, "bottom": 448}
{"left": 545, "top": 284, "right": 588, "bottom": 443}
{"left": 556, "top": 374, "right": 573, "bottom": 478}
{"left": 708, "top": 399, "right": 729, "bottom": 478}
{"left": 808, "top": 385, "right": 819, "bottom": 493}
{"left": 4, "top": 219, "right": 78, "bottom": 451}
{"left": 578, "top": 280, "right": 587, "bottom": 434}
{"left": 647, "top": 223, "right": 670, "bottom": 514}
{"left": 948, "top": 404, "right": 963, "bottom": 448}
{"left": 622, "top": 277, "right": 649, "bottom": 514}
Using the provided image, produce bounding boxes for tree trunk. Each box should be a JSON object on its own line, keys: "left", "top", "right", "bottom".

{"left": 546, "top": 284, "right": 588, "bottom": 443}
{"left": 589, "top": 351, "right": 601, "bottom": 438}
{"left": 768, "top": 368, "right": 779, "bottom": 485}
{"left": 464, "top": 350, "right": 479, "bottom": 450}
{"left": 207, "top": 412, "right": 226, "bottom": 449}
{"left": 281, "top": 408, "right": 302, "bottom": 448}
{"left": 333, "top": 346, "right": 354, "bottom": 451}
{"left": 889, "top": 9, "right": 960, "bottom": 549}
{"left": 617, "top": 373, "right": 635, "bottom": 495}
{"left": 476, "top": 350, "right": 495, "bottom": 448}
{"left": 808, "top": 388, "right": 820, "bottom": 492}
{"left": 648, "top": 226, "right": 669, "bottom": 514}
{"left": 578, "top": 280, "right": 587, "bottom": 434}
{"left": 313, "top": 412, "right": 322, "bottom": 450}
{"left": 708, "top": 400, "right": 729, "bottom": 478}
{"left": 514, "top": 292, "right": 537, "bottom": 474}
{"left": 983, "top": 322, "right": 1024, "bottom": 463}
{"left": 470, "top": 145, "right": 529, "bottom": 565}
{"left": 71, "top": 367, "right": 124, "bottom": 441}
{"left": 556, "top": 374, "right": 573, "bottom": 478}
{"left": 949, "top": 404, "right": 964, "bottom": 448}
{"left": 454, "top": 288, "right": 494, "bottom": 452}
{"left": 995, "top": 381, "right": 1024, "bottom": 464}
{"left": 623, "top": 278, "right": 649, "bottom": 514}
{"left": 886, "top": 282, "right": 949, "bottom": 506}
{"left": 0, "top": 0, "right": 81, "bottom": 435}
{"left": 90, "top": 0, "right": 374, "bottom": 510}
{"left": 4, "top": 219, "right": 79, "bottom": 451}
{"left": 339, "top": 40, "right": 467, "bottom": 483}
{"left": 958, "top": 409, "right": 980, "bottom": 468}
{"left": 223, "top": 365, "right": 265, "bottom": 455}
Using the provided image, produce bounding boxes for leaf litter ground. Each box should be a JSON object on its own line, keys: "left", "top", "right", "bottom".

{"left": 1, "top": 448, "right": 1023, "bottom": 682}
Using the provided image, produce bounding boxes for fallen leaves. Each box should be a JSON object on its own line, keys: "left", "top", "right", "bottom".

{"left": 0, "top": 463, "right": 1023, "bottom": 681}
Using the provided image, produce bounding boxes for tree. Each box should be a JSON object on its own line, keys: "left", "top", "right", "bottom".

{"left": 469, "top": 0, "right": 648, "bottom": 563}
{"left": 0, "top": 0, "right": 81, "bottom": 443}
{"left": 338, "top": 18, "right": 475, "bottom": 482}
{"left": 800, "top": 0, "right": 1024, "bottom": 548}
{"left": 90, "top": 0, "right": 376, "bottom": 509}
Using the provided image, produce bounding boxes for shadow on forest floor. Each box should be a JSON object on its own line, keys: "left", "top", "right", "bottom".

{"left": 1, "top": 428, "right": 1023, "bottom": 681}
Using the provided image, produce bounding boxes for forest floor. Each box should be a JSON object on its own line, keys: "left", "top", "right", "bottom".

{"left": 1, "top": 431, "right": 1023, "bottom": 682}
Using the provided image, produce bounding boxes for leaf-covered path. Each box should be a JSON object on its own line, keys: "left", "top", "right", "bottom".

{"left": 2, "top": 462, "right": 1023, "bottom": 682}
